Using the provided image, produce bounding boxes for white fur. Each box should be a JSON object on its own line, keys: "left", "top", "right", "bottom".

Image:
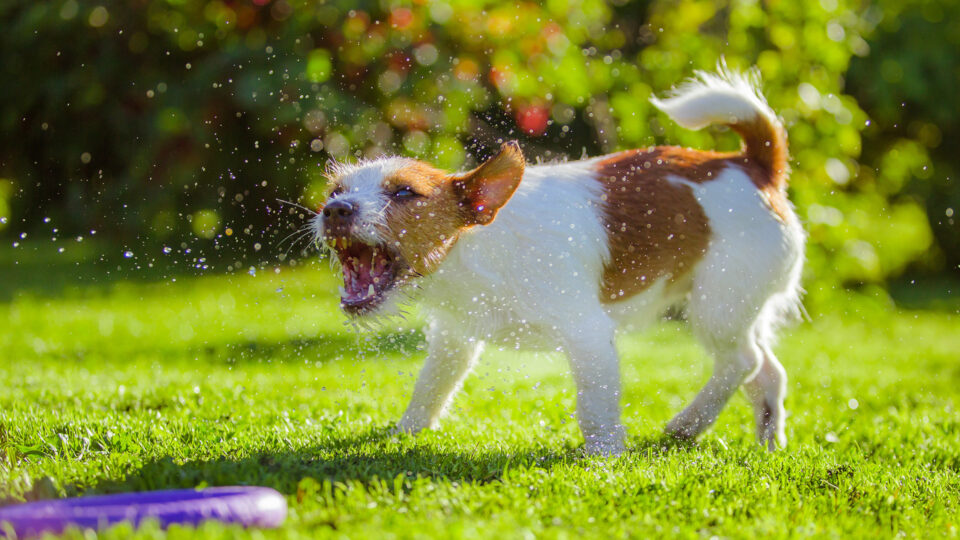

{"left": 323, "top": 69, "right": 805, "bottom": 455}
{"left": 420, "top": 160, "right": 610, "bottom": 343}
{"left": 313, "top": 157, "right": 411, "bottom": 245}
{"left": 662, "top": 168, "right": 804, "bottom": 447}
{"left": 409, "top": 161, "right": 628, "bottom": 453}
{"left": 649, "top": 63, "right": 778, "bottom": 134}
{"left": 397, "top": 162, "right": 804, "bottom": 453}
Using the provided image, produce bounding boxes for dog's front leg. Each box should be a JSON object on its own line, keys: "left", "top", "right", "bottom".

{"left": 395, "top": 325, "right": 483, "bottom": 434}
{"left": 561, "top": 317, "right": 626, "bottom": 456}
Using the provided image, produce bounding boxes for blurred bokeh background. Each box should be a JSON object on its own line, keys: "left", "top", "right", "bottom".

{"left": 0, "top": 0, "right": 957, "bottom": 301}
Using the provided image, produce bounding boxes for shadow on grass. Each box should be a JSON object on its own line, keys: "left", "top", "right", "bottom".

{"left": 83, "top": 429, "right": 562, "bottom": 496}
{"left": 27, "top": 325, "right": 424, "bottom": 366}
{"left": 204, "top": 331, "right": 424, "bottom": 365}
{"left": 74, "top": 430, "right": 696, "bottom": 499}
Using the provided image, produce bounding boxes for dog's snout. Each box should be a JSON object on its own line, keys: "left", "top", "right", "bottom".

{"left": 323, "top": 199, "right": 354, "bottom": 221}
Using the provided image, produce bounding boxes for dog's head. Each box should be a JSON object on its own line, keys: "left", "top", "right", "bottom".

{"left": 312, "top": 141, "right": 525, "bottom": 317}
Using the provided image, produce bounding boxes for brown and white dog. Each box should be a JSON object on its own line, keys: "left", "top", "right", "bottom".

{"left": 311, "top": 67, "right": 805, "bottom": 455}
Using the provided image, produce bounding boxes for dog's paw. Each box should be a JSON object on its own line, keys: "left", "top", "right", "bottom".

{"left": 664, "top": 413, "right": 706, "bottom": 441}
{"left": 389, "top": 424, "right": 418, "bottom": 436}
{"left": 583, "top": 434, "right": 626, "bottom": 457}
{"left": 757, "top": 428, "right": 786, "bottom": 451}
{"left": 664, "top": 425, "right": 697, "bottom": 442}
{"left": 391, "top": 415, "right": 431, "bottom": 436}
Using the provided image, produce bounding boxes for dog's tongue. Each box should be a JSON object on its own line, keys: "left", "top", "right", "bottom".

{"left": 340, "top": 245, "right": 390, "bottom": 302}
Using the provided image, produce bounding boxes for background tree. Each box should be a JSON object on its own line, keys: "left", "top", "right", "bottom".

{"left": 0, "top": 0, "right": 955, "bottom": 289}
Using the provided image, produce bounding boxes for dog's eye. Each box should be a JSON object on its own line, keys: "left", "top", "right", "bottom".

{"left": 392, "top": 186, "right": 419, "bottom": 199}
{"left": 330, "top": 185, "right": 344, "bottom": 196}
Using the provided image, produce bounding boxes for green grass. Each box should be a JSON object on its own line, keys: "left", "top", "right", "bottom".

{"left": 1, "top": 243, "right": 958, "bottom": 538}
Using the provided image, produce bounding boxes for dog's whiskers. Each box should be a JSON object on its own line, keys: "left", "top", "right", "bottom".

{"left": 276, "top": 198, "right": 318, "bottom": 216}
{"left": 277, "top": 225, "right": 316, "bottom": 258}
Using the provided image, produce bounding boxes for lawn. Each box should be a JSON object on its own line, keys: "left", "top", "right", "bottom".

{"left": 1, "top": 243, "right": 958, "bottom": 538}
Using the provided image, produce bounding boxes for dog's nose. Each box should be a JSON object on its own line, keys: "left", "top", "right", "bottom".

{"left": 323, "top": 199, "right": 354, "bottom": 220}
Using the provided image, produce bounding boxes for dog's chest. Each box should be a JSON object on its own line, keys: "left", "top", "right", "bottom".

{"left": 419, "top": 256, "right": 586, "bottom": 349}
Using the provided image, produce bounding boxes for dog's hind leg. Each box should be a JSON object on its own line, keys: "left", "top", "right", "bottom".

{"left": 665, "top": 240, "right": 792, "bottom": 445}
{"left": 667, "top": 265, "right": 798, "bottom": 447}
{"left": 665, "top": 335, "right": 764, "bottom": 441}
{"left": 662, "top": 167, "right": 804, "bottom": 447}
{"left": 743, "top": 339, "right": 787, "bottom": 450}
{"left": 741, "top": 288, "right": 800, "bottom": 449}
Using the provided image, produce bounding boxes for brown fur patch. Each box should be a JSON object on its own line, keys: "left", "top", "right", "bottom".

{"left": 377, "top": 143, "right": 526, "bottom": 276}
{"left": 596, "top": 148, "right": 711, "bottom": 303}
{"left": 728, "top": 112, "right": 791, "bottom": 218}
{"left": 380, "top": 161, "right": 465, "bottom": 276}
{"left": 595, "top": 146, "right": 789, "bottom": 303}
{"left": 608, "top": 146, "right": 791, "bottom": 221}
{"left": 729, "top": 115, "right": 789, "bottom": 190}
{"left": 451, "top": 141, "right": 525, "bottom": 225}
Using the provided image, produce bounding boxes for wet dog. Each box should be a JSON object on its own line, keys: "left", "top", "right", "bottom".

{"left": 312, "top": 67, "right": 804, "bottom": 455}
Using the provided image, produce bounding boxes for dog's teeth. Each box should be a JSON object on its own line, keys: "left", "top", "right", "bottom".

{"left": 367, "top": 284, "right": 375, "bottom": 297}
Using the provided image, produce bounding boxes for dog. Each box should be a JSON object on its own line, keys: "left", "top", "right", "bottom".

{"left": 311, "top": 66, "right": 805, "bottom": 455}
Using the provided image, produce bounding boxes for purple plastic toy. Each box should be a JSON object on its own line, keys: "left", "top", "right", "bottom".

{"left": 0, "top": 486, "right": 287, "bottom": 537}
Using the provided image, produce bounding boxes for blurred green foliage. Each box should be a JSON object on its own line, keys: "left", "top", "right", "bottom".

{"left": 846, "top": 0, "right": 959, "bottom": 277}
{"left": 0, "top": 0, "right": 955, "bottom": 286}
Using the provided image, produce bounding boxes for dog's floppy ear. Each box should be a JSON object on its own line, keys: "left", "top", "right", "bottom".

{"left": 454, "top": 141, "right": 525, "bottom": 225}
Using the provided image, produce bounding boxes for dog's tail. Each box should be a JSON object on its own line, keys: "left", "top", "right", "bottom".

{"left": 650, "top": 63, "right": 789, "bottom": 189}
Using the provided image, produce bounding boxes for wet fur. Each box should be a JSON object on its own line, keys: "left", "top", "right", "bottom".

{"left": 313, "top": 66, "right": 805, "bottom": 455}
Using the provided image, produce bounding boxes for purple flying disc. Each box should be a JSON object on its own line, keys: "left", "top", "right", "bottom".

{"left": 0, "top": 486, "right": 286, "bottom": 537}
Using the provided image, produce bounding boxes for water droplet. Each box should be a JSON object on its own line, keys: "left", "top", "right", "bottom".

{"left": 248, "top": 266, "right": 257, "bottom": 276}
{"left": 163, "top": 246, "right": 172, "bottom": 254}
{"left": 123, "top": 251, "right": 134, "bottom": 258}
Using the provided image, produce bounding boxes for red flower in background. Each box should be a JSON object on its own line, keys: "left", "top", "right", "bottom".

{"left": 390, "top": 8, "right": 413, "bottom": 29}
{"left": 516, "top": 104, "right": 549, "bottom": 136}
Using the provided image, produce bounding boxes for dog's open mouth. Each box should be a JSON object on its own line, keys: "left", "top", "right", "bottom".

{"left": 330, "top": 238, "right": 399, "bottom": 315}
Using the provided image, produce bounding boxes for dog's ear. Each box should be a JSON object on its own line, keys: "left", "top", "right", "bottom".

{"left": 454, "top": 141, "right": 525, "bottom": 226}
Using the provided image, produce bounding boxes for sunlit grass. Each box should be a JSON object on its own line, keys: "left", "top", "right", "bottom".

{"left": 1, "top": 245, "right": 958, "bottom": 538}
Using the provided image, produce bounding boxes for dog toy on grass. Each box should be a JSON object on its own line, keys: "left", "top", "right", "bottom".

{"left": 0, "top": 486, "right": 286, "bottom": 537}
